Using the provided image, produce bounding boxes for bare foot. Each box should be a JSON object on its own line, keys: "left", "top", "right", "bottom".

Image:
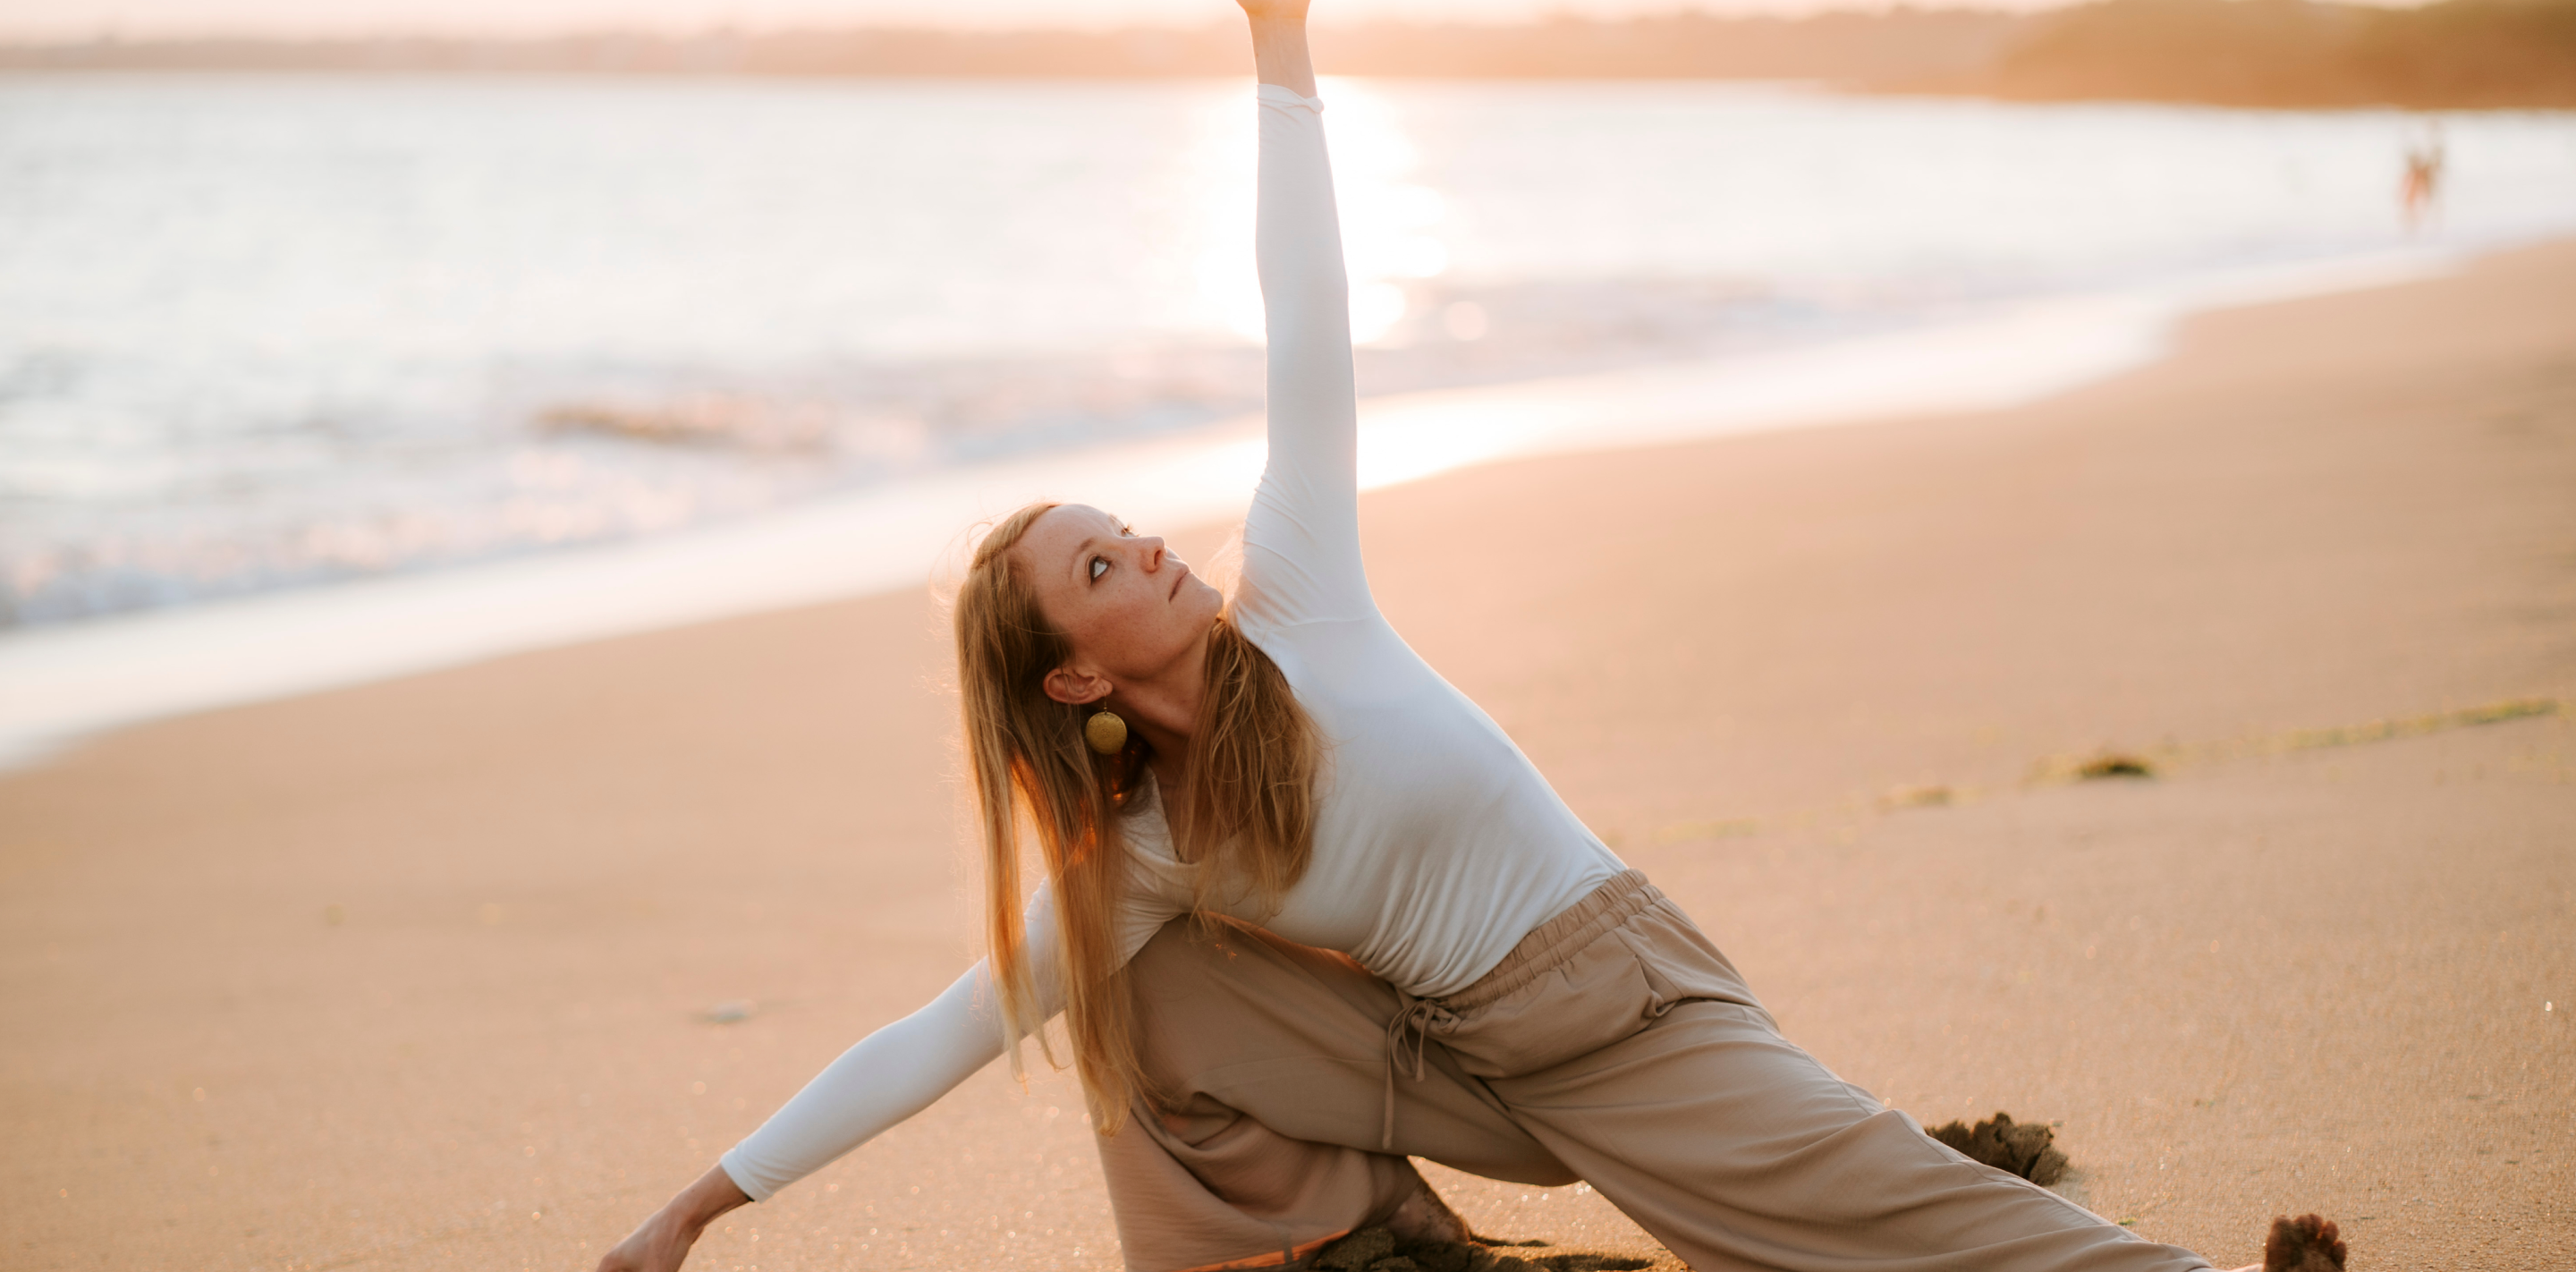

{"left": 2262, "top": 1214, "right": 2347, "bottom": 1272}
{"left": 1385, "top": 1174, "right": 1473, "bottom": 1246}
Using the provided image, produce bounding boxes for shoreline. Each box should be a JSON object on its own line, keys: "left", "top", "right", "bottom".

{"left": 0, "top": 237, "right": 2483, "bottom": 767}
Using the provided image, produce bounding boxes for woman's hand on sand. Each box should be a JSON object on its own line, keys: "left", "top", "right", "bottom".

{"left": 596, "top": 1166, "right": 750, "bottom": 1272}
{"left": 595, "top": 1209, "right": 701, "bottom": 1272}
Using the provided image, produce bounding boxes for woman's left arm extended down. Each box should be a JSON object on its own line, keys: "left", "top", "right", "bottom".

{"left": 594, "top": 964, "right": 1007, "bottom": 1272}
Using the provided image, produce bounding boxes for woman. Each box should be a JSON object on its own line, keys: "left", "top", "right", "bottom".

{"left": 601, "top": 5, "right": 2347, "bottom": 1270}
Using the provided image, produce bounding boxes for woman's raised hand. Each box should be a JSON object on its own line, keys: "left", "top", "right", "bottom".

{"left": 1235, "top": 0, "right": 1311, "bottom": 22}
{"left": 1238, "top": 0, "right": 1318, "bottom": 95}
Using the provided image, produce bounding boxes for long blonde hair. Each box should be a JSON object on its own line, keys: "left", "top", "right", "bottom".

{"left": 955, "top": 502, "right": 1319, "bottom": 1131}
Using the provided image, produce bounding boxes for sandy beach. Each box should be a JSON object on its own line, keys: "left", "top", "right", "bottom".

{"left": 4, "top": 241, "right": 2572, "bottom": 1272}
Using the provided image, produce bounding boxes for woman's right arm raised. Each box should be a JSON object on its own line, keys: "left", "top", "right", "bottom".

{"left": 1237, "top": 1, "right": 1376, "bottom": 626}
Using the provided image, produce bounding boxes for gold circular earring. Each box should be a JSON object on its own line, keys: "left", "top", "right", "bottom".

{"left": 1084, "top": 707, "right": 1129, "bottom": 756}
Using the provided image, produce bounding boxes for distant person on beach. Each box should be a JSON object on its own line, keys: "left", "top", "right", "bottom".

{"left": 2402, "top": 124, "right": 2445, "bottom": 232}
{"left": 598, "top": 5, "right": 2351, "bottom": 1272}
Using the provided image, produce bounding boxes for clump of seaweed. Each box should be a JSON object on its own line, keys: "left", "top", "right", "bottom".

{"left": 2262, "top": 1213, "right": 2347, "bottom": 1271}
{"left": 1315, "top": 1226, "right": 1656, "bottom": 1272}
{"left": 2076, "top": 753, "right": 2155, "bottom": 780}
{"left": 1923, "top": 1111, "right": 2070, "bottom": 1186}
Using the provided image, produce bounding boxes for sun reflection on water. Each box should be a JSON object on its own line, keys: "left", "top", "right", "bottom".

{"left": 1182, "top": 77, "right": 1452, "bottom": 349}
{"left": 1318, "top": 79, "right": 1453, "bottom": 346}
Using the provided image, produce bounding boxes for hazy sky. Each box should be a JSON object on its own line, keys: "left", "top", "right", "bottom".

{"left": 2, "top": 0, "right": 2089, "bottom": 41}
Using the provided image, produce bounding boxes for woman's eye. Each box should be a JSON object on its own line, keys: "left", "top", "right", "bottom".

{"left": 1089, "top": 557, "right": 1108, "bottom": 581}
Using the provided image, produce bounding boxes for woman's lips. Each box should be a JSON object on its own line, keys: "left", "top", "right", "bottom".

{"left": 1168, "top": 563, "right": 1189, "bottom": 599}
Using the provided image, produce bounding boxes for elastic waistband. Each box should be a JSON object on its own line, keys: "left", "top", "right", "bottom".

{"left": 1444, "top": 869, "right": 1664, "bottom": 1013}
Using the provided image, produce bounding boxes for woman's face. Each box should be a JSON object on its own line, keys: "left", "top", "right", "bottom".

{"left": 1014, "top": 504, "right": 1224, "bottom": 698}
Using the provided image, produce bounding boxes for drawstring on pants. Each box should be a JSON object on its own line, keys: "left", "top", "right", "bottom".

{"left": 1382, "top": 988, "right": 1453, "bottom": 1150}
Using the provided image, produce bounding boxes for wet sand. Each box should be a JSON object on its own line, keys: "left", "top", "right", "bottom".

{"left": 4, "top": 242, "right": 2572, "bottom": 1272}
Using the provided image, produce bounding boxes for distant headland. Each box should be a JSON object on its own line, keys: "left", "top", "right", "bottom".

{"left": 5, "top": 0, "right": 2572, "bottom": 110}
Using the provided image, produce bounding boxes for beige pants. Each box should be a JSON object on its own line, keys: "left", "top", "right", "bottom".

{"left": 1097, "top": 870, "right": 2208, "bottom": 1272}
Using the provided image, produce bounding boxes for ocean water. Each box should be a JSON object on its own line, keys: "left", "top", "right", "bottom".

{"left": 4, "top": 72, "right": 2574, "bottom": 632}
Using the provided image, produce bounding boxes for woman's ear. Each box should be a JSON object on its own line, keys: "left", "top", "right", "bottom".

{"left": 1042, "top": 666, "right": 1112, "bottom": 707}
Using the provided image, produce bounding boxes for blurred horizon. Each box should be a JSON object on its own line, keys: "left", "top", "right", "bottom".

{"left": 7, "top": 0, "right": 2564, "bottom": 113}
{"left": 0, "top": 0, "right": 2449, "bottom": 42}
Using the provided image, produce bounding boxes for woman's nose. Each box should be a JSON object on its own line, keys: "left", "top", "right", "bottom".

{"left": 1139, "top": 536, "right": 1167, "bottom": 565}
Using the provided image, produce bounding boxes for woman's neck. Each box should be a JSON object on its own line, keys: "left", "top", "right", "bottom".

{"left": 1109, "top": 630, "right": 1211, "bottom": 793}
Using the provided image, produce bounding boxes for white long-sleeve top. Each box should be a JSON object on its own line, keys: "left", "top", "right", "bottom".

{"left": 719, "top": 86, "right": 1624, "bottom": 1203}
